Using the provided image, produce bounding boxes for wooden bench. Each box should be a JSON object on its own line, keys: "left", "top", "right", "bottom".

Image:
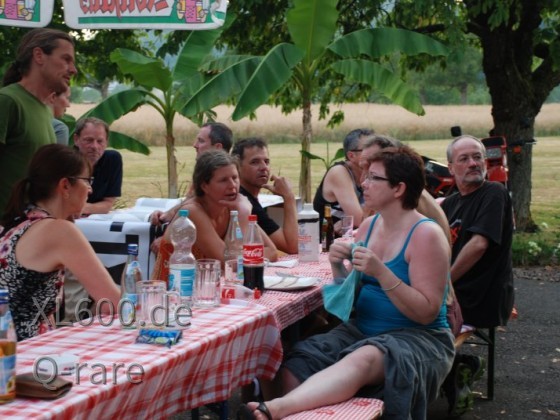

{"left": 453, "top": 326, "right": 496, "bottom": 400}
{"left": 283, "top": 397, "right": 384, "bottom": 420}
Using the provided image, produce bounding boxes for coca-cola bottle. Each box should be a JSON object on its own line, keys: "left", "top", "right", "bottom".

{"left": 243, "top": 214, "right": 264, "bottom": 293}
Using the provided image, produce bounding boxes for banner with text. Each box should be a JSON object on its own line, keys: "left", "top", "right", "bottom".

{"left": 63, "top": 0, "right": 227, "bottom": 29}
{"left": 0, "top": 0, "right": 54, "bottom": 27}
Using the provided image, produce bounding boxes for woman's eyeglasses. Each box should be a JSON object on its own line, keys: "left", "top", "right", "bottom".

{"left": 70, "top": 176, "right": 95, "bottom": 186}
{"left": 364, "top": 173, "right": 389, "bottom": 183}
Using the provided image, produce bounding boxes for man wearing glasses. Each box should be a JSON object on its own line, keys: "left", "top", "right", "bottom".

{"left": 313, "top": 128, "right": 373, "bottom": 235}
{"left": 440, "top": 134, "right": 514, "bottom": 416}
{"left": 73, "top": 117, "right": 123, "bottom": 216}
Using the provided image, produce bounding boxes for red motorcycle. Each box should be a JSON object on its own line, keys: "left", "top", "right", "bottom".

{"left": 423, "top": 128, "right": 511, "bottom": 198}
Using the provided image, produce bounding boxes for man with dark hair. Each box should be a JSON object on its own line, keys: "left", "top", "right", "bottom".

{"left": 0, "top": 28, "right": 77, "bottom": 218}
{"left": 73, "top": 117, "right": 123, "bottom": 215}
{"left": 232, "top": 138, "right": 298, "bottom": 254}
{"left": 313, "top": 128, "right": 373, "bottom": 235}
{"left": 193, "top": 122, "right": 233, "bottom": 156}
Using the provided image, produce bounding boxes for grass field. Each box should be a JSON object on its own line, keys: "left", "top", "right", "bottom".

{"left": 69, "top": 102, "right": 559, "bottom": 257}
{"left": 116, "top": 137, "right": 560, "bottom": 230}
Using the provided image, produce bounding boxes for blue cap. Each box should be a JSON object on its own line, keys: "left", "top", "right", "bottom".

{"left": 178, "top": 209, "right": 189, "bottom": 217}
{"left": 127, "top": 244, "right": 139, "bottom": 255}
{"left": 0, "top": 289, "right": 9, "bottom": 303}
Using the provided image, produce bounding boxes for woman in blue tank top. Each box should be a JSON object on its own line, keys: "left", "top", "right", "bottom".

{"left": 241, "top": 145, "right": 454, "bottom": 420}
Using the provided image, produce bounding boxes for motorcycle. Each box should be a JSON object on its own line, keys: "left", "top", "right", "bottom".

{"left": 422, "top": 127, "right": 513, "bottom": 198}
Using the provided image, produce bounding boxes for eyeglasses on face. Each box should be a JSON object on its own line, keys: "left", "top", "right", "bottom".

{"left": 69, "top": 176, "right": 95, "bottom": 186}
{"left": 350, "top": 149, "right": 363, "bottom": 153}
{"left": 364, "top": 173, "right": 389, "bottom": 183}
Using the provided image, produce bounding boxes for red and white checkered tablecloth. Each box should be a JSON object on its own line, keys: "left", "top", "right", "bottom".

{"left": 0, "top": 302, "right": 283, "bottom": 419}
{"left": 283, "top": 397, "right": 384, "bottom": 420}
{"left": 254, "top": 253, "right": 333, "bottom": 330}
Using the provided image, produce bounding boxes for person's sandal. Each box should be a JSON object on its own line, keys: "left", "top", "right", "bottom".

{"left": 237, "top": 402, "right": 272, "bottom": 420}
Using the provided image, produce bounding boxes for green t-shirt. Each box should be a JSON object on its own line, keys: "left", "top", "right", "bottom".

{"left": 0, "top": 84, "right": 56, "bottom": 218}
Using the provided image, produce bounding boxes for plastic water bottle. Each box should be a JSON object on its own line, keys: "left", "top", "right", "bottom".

{"left": 224, "top": 210, "right": 244, "bottom": 281}
{"left": 0, "top": 289, "right": 17, "bottom": 404}
{"left": 243, "top": 215, "right": 264, "bottom": 293}
{"left": 321, "top": 205, "right": 334, "bottom": 252}
{"left": 168, "top": 209, "right": 197, "bottom": 306}
{"left": 298, "top": 203, "right": 320, "bottom": 262}
{"left": 121, "top": 244, "right": 142, "bottom": 329}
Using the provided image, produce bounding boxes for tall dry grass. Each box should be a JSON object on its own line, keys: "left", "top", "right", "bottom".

{"left": 68, "top": 103, "right": 560, "bottom": 146}
{"left": 68, "top": 102, "right": 559, "bottom": 231}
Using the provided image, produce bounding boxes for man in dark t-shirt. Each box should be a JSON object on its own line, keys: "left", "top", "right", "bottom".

{"left": 441, "top": 135, "right": 514, "bottom": 416}
{"left": 442, "top": 135, "right": 514, "bottom": 328}
{"left": 232, "top": 138, "right": 298, "bottom": 254}
{"left": 73, "top": 117, "right": 123, "bottom": 215}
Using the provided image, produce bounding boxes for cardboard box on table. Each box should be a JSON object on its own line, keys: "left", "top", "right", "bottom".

{"left": 76, "top": 217, "right": 156, "bottom": 283}
{"left": 75, "top": 198, "right": 181, "bottom": 283}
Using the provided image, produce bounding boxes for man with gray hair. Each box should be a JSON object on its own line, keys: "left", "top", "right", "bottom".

{"left": 313, "top": 128, "right": 373, "bottom": 234}
{"left": 0, "top": 28, "right": 77, "bottom": 218}
{"left": 441, "top": 134, "right": 514, "bottom": 416}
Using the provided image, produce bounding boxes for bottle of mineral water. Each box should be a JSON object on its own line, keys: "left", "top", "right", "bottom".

{"left": 224, "top": 210, "right": 244, "bottom": 281}
{"left": 121, "top": 244, "right": 142, "bottom": 329}
{"left": 298, "top": 203, "right": 320, "bottom": 262}
{"left": 168, "top": 209, "right": 197, "bottom": 307}
{"left": 0, "top": 289, "right": 17, "bottom": 404}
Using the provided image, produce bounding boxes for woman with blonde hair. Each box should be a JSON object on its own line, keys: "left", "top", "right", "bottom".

{"left": 152, "top": 150, "right": 277, "bottom": 281}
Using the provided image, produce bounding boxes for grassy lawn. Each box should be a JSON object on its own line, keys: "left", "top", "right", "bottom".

{"left": 118, "top": 136, "right": 559, "bottom": 265}
{"left": 118, "top": 137, "right": 559, "bottom": 228}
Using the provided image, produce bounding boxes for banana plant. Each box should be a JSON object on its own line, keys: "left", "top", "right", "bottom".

{"left": 182, "top": 0, "right": 448, "bottom": 201}
{"left": 79, "top": 20, "right": 228, "bottom": 198}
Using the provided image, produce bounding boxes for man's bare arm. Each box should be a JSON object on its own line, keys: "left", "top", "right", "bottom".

{"left": 450, "top": 233, "right": 489, "bottom": 282}
{"left": 82, "top": 197, "right": 116, "bottom": 215}
{"left": 263, "top": 175, "right": 298, "bottom": 254}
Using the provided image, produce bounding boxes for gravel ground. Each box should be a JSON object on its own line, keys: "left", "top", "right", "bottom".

{"left": 177, "top": 266, "right": 560, "bottom": 419}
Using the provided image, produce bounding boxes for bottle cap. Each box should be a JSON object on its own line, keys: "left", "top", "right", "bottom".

{"left": 178, "top": 209, "right": 189, "bottom": 217}
{"left": 0, "top": 289, "right": 8, "bottom": 302}
{"left": 248, "top": 214, "right": 257, "bottom": 222}
{"left": 230, "top": 210, "right": 238, "bottom": 216}
{"left": 127, "top": 244, "right": 139, "bottom": 255}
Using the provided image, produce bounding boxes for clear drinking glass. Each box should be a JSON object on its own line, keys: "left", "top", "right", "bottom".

{"left": 339, "top": 215, "right": 354, "bottom": 243}
{"left": 193, "top": 259, "right": 221, "bottom": 308}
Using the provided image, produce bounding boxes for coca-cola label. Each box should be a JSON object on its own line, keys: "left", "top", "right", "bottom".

{"left": 243, "top": 244, "right": 264, "bottom": 264}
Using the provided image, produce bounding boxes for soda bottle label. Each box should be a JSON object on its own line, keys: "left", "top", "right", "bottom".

{"left": 243, "top": 244, "right": 264, "bottom": 265}
{"left": 120, "top": 293, "right": 137, "bottom": 328}
{"left": 235, "top": 226, "right": 243, "bottom": 240}
{"left": 0, "top": 311, "right": 16, "bottom": 402}
{"left": 236, "top": 255, "right": 244, "bottom": 280}
{"left": 169, "top": 265, "right": 195, "bottom": 297}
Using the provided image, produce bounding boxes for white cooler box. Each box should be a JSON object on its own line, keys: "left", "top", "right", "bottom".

{"left": 76, "top": 219, "right": 157, "bottom": 284}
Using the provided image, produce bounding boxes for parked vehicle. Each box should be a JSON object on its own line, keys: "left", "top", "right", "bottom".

{"left": 423, "top": 128, "right": 514, "bottom": 199}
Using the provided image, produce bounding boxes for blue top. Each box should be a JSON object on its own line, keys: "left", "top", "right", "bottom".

{"left": 355, "top": 215, "right": 449, "bottom": 336}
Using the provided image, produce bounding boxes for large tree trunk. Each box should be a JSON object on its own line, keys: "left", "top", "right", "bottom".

{"left": 299, "top": 98, "right": 313, "bottom": 203}
{"left": 467, "top": 0, "right": 560, "bottom": 232}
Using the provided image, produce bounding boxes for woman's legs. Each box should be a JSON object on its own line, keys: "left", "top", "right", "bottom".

{"left": 248, "top": 344, "right": 385, "bottom": 420}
